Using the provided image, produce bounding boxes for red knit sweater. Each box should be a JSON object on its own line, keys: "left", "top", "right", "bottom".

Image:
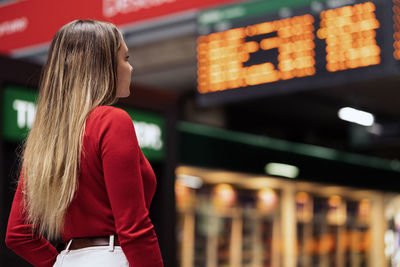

{"left": 5, "top": 105, "right": 164, "bottom": 267}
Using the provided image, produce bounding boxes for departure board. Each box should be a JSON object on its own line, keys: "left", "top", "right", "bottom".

{"left": 394, "top": 0, "right": 400, "bottom": 59}
{"left": 196, "top": 0, "right": 396, "bottom": 106}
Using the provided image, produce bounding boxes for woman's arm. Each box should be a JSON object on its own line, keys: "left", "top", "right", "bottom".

{"left": 5, "top": 169, "right": 59, "bottom": 267}
{"left": 99, "top": 107, "right": 163, "bottom": 267}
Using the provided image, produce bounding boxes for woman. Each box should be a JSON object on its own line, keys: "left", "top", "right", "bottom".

{"left": 5, "top": 19, "right": 164, "bottom": 267}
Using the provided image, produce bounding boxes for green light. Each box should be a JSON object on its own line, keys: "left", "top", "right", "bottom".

{"left": 265, "top": 162, "right": 299, "bottom": 178}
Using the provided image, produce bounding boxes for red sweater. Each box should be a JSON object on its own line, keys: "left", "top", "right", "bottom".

{"left": 5, "top": 105, "right": 164, "bottom": 267}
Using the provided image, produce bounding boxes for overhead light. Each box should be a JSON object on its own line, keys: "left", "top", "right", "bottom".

{"left": 338, "top": 107, "right": 375, "bottom": 126}
{"left": 265, "top": 163, "right": 299, "bottom": 179}
{"left": 176, "top": 174, "right": 203, "bottom": 189}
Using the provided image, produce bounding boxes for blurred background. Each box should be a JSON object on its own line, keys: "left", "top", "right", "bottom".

{"left": 1, "top": 0, "right": 400, "bottom": 266}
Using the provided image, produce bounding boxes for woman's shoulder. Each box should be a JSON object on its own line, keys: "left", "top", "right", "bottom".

{"left": 86, "top": 106, "right": 136, "bottom": 139}
{"left": 88, "top": 105, "right": 132, "bottom": 127}
{"left": 90, "top": 105, "right": 130, "bottom": 119}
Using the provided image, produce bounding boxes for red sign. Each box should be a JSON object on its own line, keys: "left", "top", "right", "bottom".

{"left": 0, "top": 0, "right": 242, "bottom": 55}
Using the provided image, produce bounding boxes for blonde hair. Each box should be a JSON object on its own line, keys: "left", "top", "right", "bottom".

{"left": 19, "top": 19, "right": 122, "bottom": 240}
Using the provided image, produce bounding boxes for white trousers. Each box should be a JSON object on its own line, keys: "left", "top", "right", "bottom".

{"left": 53, "top": 235, "right": 129, "bottom": 267}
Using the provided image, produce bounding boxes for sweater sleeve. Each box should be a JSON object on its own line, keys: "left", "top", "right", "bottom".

{"left": 5, "top": 169, "right": 59, "bottom": 267}
{"left": 99, "top": 107, "right": 163, "bottom": 267}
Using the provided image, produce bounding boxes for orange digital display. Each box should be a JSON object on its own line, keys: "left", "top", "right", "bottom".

{"left": 197, "top": 2, "right": 383, "bottom": 95}
{"left": 317, "top": 2, "right": 380, "bottom": 72}
{"left": 394, "top": 0, "right": 400, "bottom": 59}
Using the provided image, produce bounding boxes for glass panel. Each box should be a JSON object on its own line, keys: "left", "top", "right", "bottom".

{"left": 296, "top": 194, "right": 371, "bottom": 267}
{"left": 175, "top": 177, "right": 281, "bottom": 267}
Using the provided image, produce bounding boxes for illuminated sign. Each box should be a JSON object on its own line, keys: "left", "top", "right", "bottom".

{"left": 103, "top": 0, "right": 176, "bottom": 17}
{"left": 0, "top": 0, "right": 244, "bottom": 54}
{"left": 2, "top": 85, "right": 37, "bottom": 142}
{"left": 123, "top": 107, "right": 166, "bottom": 161}
{"left": 2, "top": 85, "right": 165, "bottom": 161}
{"left": 317, "top": 3, "right": 380, "bottom": 72}
{"left": 198, "top": 14, "right": 316, "bottom": 93}
{"left": 0, "top": 17, "right": 28, "bottom": 38}
{"left": 394, "top": 0, "right": 400, "bottom": 59}
{"left": 197, "top": 0, "right": 396, "bottom": 105}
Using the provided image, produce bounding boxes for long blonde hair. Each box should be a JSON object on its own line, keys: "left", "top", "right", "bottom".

{"left": 20, "top": 19, "right": 122, "bottom": 240}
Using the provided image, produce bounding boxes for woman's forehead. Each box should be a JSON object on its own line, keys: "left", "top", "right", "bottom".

{"left": 121, "top": 39, "right": 128, "bottom": 52}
